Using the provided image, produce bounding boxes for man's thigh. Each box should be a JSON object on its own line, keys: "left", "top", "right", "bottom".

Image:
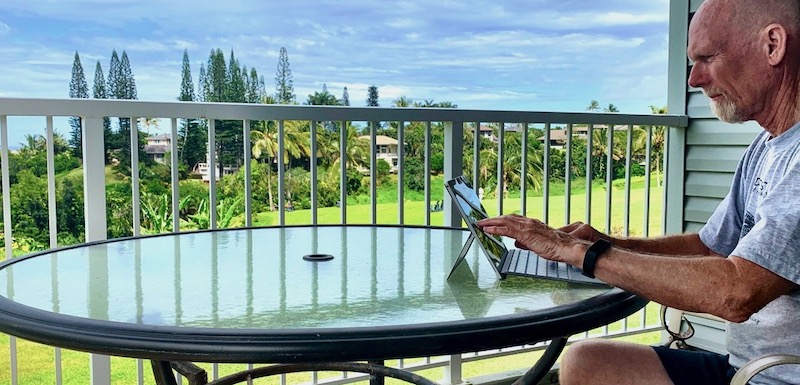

{"left": 560, "top": 340, "right": 673, "bottom": 385}
{"left": 559, "top": 340, "right": 732, "bottom": 385}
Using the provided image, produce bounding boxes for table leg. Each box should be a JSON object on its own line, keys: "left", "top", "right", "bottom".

{"left": 151, "top": 360, "right": 179, "bottom": 385}
{"left": 511, "top": 337, "right": 568, "bottom": 385}
{"left": 368, "top": 360, "right": 385, "bottom": 385}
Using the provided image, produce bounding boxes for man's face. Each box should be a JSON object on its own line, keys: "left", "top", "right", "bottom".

{"left": 686, "top": 1, "right": 763, "bottom": 123}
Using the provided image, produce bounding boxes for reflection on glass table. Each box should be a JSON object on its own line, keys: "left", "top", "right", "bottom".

{"left": 0, "top": 225, "right": 647, "bottom": 385}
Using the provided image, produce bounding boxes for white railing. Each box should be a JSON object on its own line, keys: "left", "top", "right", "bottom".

{"left": 0, "top": 97, "right": 687, "bottom": 385}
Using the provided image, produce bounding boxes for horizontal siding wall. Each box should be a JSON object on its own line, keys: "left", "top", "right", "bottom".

{"left": 681, "top": 0, "right": 760, "bottom": 231}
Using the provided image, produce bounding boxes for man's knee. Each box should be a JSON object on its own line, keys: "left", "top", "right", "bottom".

{"left": 559, "top": 340, "right": 645, "bottom": 385}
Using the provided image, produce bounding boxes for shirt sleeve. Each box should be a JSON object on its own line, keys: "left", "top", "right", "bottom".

{"left": 698, "top": 159, "right": 748, "bottom": 257}
{"left": 730, "top": 164, "right": 800, "bottom": 285}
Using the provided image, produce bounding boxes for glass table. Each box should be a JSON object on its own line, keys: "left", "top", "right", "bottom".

{"left": 0, "top": 225, "right": 647, "bottom": 385}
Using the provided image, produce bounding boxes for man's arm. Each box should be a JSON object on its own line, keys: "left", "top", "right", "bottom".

{"left": 480, "top": 215, "right": 796, "bottom": 322}
{"left": 558, "top": 221, "right": 715, "bottom": 257}
{"left": 584, "top": 246, "right": 795, "bottom": 322}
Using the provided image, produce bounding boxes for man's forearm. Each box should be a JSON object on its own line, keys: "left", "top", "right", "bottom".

{"left": 611, "top": 232, "right": 713, "bottom": 257}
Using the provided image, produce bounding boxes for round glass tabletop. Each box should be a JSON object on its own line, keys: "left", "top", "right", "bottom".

{"left": 0, "top": 225, "right": 611, "bottom": 328}
{"left": 0, "top": 225, "right": 646, "bottom": 362}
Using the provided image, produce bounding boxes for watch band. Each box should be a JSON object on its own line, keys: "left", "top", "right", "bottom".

{"left": 582, "top": 239, "right": 612, "bottom": 278}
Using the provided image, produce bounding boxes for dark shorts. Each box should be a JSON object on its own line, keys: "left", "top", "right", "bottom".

{"left": 652, "top": 346, "right": 736, "bottom": 385}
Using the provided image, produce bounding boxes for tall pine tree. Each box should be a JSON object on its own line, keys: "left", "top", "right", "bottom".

{"left": 107, "top": 50, "right": 121, "bottom": 99}
{"left": 366, "top": 85, "right": 380, "bottom": 106}
{"left": 341, "top": 87, "right": 350, "bottom": 106}
{"left": 179, "top": 50, "right": 195, "bottom": 102}
{"left": 204, "top": 49, "right": 227, "bottom": 103}
{"left": 274, "top": 47, "right": 295, "bottom": 104}
{"left": 218, "top": 50, "right": 245, "bottom": 175}
{"left": 107, "top": 49, "right": 143, "bottom": 173}
{"left": 92, "top": 61, "right": 113, "bottom": 163}
{"left": 245, "top": 67, "right": 261, "bottom": 103}
{"left": 119, "top": 51, "right": 138, "bottom": 100}
{"left": 203, "top": 49, "right": 234, "bottom": 176}
{"left": 68, "top": 51, "right": 89, "bottom": 157}
{"left": 177, "top": 49, "right": 206, "bottom": 171}
{"left": 197, "top": 64, "right": 207, "bottom": 102}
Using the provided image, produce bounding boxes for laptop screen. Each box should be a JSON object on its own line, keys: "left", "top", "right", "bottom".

{"left": 447, "top": 177, "right": 507, "bottom": 264}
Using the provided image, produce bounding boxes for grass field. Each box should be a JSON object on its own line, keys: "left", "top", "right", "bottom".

{"left": 252, "top": 175, "right": 664, "bottom": 238}
{"left": 0, "top": 176, "right": 666, "bottom": 384}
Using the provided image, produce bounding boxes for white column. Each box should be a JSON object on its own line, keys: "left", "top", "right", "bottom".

{"left": 443, "top": 121, "right": 464, "bottom": 227}
{"left": 82, "top": 117, "right": 111, "bottom": 385}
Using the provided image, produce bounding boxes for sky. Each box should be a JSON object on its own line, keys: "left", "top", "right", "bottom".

{"left": 0, "top": 0, "right": 671, "bottom": 145}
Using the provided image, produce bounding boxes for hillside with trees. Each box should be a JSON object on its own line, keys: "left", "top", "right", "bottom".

{"left": 0, "top": 47, "right": 667, "bottom": 256}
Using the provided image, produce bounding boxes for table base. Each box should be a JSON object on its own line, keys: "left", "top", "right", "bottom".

{"left": 150, "top": 338, "right": 567, "bottom": 385}
{"left": 152, "top": 361, "right": 439, "bottom": 385}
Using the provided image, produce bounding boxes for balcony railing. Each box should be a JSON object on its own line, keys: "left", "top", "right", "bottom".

{"left": 0, "top": 97, "right": 687, "bottom": 385}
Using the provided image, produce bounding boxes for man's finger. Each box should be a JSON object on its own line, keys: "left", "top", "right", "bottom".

{"left": 557, "top": 222, "right": 584, "bottom": 232}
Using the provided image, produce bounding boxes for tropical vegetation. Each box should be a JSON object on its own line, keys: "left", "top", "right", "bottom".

{"left": 0, "top": 48, "right": 668, "bottom": 258}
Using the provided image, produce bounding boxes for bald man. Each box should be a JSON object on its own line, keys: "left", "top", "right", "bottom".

{"left": 477, "top": 0, "right": 800, "bottom": 384}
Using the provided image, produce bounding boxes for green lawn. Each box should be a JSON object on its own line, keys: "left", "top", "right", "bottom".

{"left": 61, "top": 165, "right": 128, "bottom": 184}
{"left": 252, "top": 176, "right": 663, "bottom": 238}
{"left": 0, "top": 176, "right": 665, "bottom": 384}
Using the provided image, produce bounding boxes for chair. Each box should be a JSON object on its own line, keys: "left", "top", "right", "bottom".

{"left": 730, "top": 354, "right": 800, "bottom": 385}
{"left": 660, "top": 305, "right": 800, "bottom": 385}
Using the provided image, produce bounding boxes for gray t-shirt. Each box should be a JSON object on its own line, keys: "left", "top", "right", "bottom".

{"left": 699, "top": 123, "right": 800, "bottom": 385}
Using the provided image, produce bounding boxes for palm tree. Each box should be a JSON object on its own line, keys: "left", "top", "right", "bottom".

{"left": 251, "top": 120, "right": 311, "bottom": 210}
{"left": 139, "top": 117, "right": 159, "bottom": 134}
{"left": 501, "top": 132, "right": 544, "bottom": 192}
{"left": 392, "top": 96, "right": 413, "bottom": 107}
{"left": 305, "top": 90, "right": 339, "bottom": 106}
{"left": 18, "top": 134, "right": 46, "bottom": 156}
{"left": 604, "top": 104, "right": 619, "bottom": 113}
{"left": 634, "top": 105, "right": 668, "bottom": 186}
{"left": 591, "top": 127, "right": 625, "bottom": 161}
{"left": 327, "top": 124, "right": 370, "bottom": 170}
{"left": 586, "top": 100, "right": 601, "bottom": 112}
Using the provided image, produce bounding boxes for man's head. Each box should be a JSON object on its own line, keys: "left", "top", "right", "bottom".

{"left": 687, "top": 0, "right": 800, "bottom": 129}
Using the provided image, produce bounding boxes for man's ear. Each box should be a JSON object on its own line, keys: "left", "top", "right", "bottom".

{"left": 764, "top": 23, "right": 787, "bottom": 66}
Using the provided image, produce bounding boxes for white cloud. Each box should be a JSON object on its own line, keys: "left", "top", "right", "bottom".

{"left": 0, "top": 0, "right": 670, "bottom": 114}
{"left": 543, "top": 11, "right": 669, "bottom": 29}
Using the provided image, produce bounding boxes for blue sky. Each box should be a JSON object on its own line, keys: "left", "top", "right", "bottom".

{"left": 0, "top": 0, "right": 670, "bottom": 144}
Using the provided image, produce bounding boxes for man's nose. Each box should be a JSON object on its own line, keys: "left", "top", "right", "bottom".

{"left": 687, "top": 63, "right": 706, "bottom": 88}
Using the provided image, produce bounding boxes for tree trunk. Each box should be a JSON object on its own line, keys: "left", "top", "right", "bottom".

{"left": 267, "top": 158, "right": 275, "bottom": 211}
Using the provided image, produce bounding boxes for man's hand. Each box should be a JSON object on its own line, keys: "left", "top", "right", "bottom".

{"left": 477, "top": 214, "right": 588, "bottom": 265}
{"left": 558, "top": 221, "right": 610, "bottom": 243}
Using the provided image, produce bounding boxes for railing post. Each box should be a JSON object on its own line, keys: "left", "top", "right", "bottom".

{"left": 82, "top": 117, "right": 111, "bottom": 385}
{"left": 82, "top": 117, "right": 108, "bottom": 240}
{"left": 443, "top": 121, "right": 464, "bottom": 228}
{"left": 443, "top": 354, "right": 464, "bottom": 385}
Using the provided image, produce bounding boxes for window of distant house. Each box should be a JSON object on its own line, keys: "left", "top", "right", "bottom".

{"left": 392, "top": 159, "right": 398, "bottom": 166}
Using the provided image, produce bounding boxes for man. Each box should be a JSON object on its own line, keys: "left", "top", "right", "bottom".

{"left": 477, "top": 0, "right": 800, "bottom": 384}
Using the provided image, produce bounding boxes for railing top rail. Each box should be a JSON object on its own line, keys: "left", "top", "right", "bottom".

{"left": 0, "top": 97, "right": 688, "bottom": 127}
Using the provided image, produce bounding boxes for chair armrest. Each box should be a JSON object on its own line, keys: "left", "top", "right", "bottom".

{"left": 730, "top": 354, "right": 800, "bottom": 385}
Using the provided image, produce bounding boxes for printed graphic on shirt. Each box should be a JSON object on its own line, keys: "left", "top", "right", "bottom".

{"left": 751, "top": 177, "right": 768, "bottom": 197}
{"left": 740, "top": 211, "right": 755, "bottom": 239}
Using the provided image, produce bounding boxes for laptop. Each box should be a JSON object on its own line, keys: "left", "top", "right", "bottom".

{"left": 444, "top": 176, "right": 607, "bottom": 286}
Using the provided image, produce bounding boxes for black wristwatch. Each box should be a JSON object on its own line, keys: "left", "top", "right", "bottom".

{"left": 582, "top": 239, "right": 612, "bottom": 278}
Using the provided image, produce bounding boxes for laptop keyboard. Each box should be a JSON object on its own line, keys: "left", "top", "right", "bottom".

{"left": 502, "top": 249, "right": 604, "bottom": 285}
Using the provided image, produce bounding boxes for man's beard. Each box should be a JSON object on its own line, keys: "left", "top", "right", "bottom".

{"left": 707, "top": 90, "right": 746, "bottom": 123}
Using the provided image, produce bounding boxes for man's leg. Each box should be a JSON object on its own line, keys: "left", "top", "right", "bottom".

{"left": 559, "top": 340, "right": 674, "bottom": 385}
